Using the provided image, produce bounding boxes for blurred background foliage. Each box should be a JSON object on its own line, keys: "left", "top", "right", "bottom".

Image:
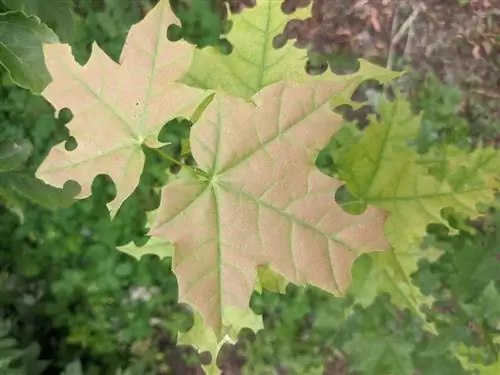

{"left": 0, "top": 0, "right": 499, "bottom": 374}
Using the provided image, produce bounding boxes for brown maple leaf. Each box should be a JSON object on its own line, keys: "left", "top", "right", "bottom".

{"left": 150, "top": 80, "right": 389, "bottom": 337}
{"left": 36, "top": 0, "right": 208, "bottom": 213}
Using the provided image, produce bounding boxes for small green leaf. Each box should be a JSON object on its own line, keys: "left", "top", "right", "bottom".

{"left": 0, "top": 11, "right": 59, "bottom": 92}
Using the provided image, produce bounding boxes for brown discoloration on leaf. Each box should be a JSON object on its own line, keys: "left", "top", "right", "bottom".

{"left": 36, "top": 0, "right": 207, "bottom": 213}
{"left": 151, "top": 80, "right": 389, "bottom": 338}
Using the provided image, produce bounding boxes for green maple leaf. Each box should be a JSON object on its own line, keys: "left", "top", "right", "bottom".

{"left": 0, "top": 11, "right": 58, "bottom": 93}
{"left": 334, "top": 96, "right": 500, "bottom": 248}
{"left": 334, "top": 96, "right": 500, "bottom": 319}
{"left": 180, "top": 0, "right": 312, "bottom": 99}
{"left": 2, "top": 0, "right": 74, "bottom": 42}
{"left": 181, "top": 0, "right": 401, "bottom": 100}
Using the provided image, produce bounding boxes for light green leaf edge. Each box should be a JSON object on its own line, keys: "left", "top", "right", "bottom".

{"left": 178, "top": 308, "right": 263, "bottom": 375}
{"left": 117, "top": 236, "right": 174, "bottom": 260}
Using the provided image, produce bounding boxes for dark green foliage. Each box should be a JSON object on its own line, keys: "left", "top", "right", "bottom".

{"left": 0, "top": 318, "right": 49, "bottom": 375}
{"left": 71, "top": 0, "right": 160, "bottom": 64}
{"left": 407, "top": 72, "right": 471, "bottom": 153}
{"left": 169, "top": 0, "right": 231, "bottom": 50}
{"left": 412, "top": 210, "right": 500, "bottom": 369}
{"left": 238, "top": 286, "right": 467, "bottom": 374}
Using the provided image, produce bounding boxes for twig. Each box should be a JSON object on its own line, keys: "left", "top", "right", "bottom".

{"left": 472, "top": 88, "right": 500, "bottom": 98}
{"left": 386, "top": 2, "right": 424, "bottom": 71}
{"left": 386, "top": 3, "right": 401, "bottom": 71}
{"left": 403, "top": 16, "right": 415, "bottom": 59}
{"left": 392, "top": 3, "right": 424, "bottom": 46}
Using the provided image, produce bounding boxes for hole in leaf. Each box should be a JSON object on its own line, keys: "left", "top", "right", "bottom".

{"left": 183, "top": 154, "right": 196, "bottom": 167}
{"left": 217, "top": 38, "right": 233, "bottom": 55}
{"left": 328, "top": 55, "right": 360, "bottom": 75}
{"left": 335, "top": 185, "right": 367, "bottom": 215}
{"left": 158, "top": 118, "right": 192, "bottom": 144}
{"left": 305, "top": 56, "right": 328, "bottom": 76}
{"left": 166, "top": 24, "right": 183, "bottom": 41}
{"left": 64, "top": 136, "right": 77, "bottom": 151}
{"left": 280, "top": 2, "right": 296, "bottom": 14}
{"left": 199, "top": 351, "right": 212, "bottom": 365}
{"left": 272, "top": 33, "right": 288, "bottom": 49}
{"left": 170, "top": 164, "right": 181, "bottom": 175}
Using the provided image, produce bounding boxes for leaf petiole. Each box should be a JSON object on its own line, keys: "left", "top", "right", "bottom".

{"left": 151, "top": 147, "right": 208, "bottom": 179}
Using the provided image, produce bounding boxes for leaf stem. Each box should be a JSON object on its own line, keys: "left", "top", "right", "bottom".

{"left": 151, "top": 147, "right": 183, "bottom": 166}
{"left": 151, "top": 147, "right": 208, "bottom": 179}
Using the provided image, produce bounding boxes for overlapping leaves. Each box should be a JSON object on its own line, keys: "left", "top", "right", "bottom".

{"left": 31, "top": 0, "right": 500, "bottom": 373}
{"left": 331, "top": 96, "right": 500, "bottom": 318}
{"left": 150, "top": 79, "right": 388, "bottom": 340}
{"left": 413, "top": 213, "right": 500, "bottom": 369}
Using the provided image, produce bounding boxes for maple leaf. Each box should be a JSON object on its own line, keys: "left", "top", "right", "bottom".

{"left": 35, "top": 0, "right": 208, "bottom": 214}
{"left": 180, "top": 0, "right": 312, "bottom": 99}
{"left": 150, "top": 80, "right": 389, "bottom": 339}
{"left": 333, "top": 96, "right": 500, "bottom": 249}
{"left": 181, "top": 0, "right": 401, "bottom": 100}
{"left": 334, "top": 96, "right": 500, "bottom": 326}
